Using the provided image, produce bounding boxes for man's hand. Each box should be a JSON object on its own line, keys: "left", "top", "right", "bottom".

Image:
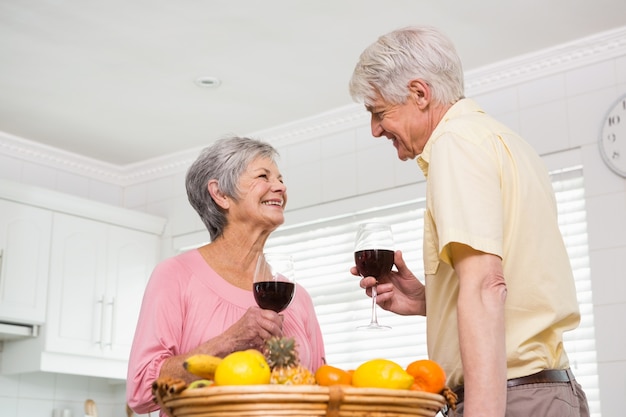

{"left": 351, "top": 250, "right": 426, "bottom": 316}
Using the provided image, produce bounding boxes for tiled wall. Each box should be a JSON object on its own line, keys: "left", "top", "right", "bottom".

{"left": 0, "top": 152, "right": 125, "bottom": 207}
{"left": 0, "top": 372, "right": 146, "bottom": 417}
{"left": 0, "top": 30, "right": 625, "bottom": 417}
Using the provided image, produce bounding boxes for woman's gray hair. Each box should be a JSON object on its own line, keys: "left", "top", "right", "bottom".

{"left": 349, "top": 25, "right": 464, "bottom": 107}
{"left": 185, "top": 136, "right": 279, "bottom": 241}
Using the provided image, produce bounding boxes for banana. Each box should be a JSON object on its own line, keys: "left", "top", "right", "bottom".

{"left": 187, "top": 379, "right": 214, "bottom": 389}
{"left": 183, "top": 354, "right": 222, "bottom": 379}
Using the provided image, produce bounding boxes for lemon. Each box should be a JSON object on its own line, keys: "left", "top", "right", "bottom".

{"left": 214, "top": 350, "right": 271, "bottom": 386}
{"left": 352, "top": 359, "right": 414, "bottom": 390}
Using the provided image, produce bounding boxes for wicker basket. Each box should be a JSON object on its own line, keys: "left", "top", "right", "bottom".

{"left": 154, "top": 382, "right": 447, "bottom": 417}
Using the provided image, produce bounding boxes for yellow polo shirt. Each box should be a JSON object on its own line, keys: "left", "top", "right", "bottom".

{"left": 416, "top": 99, "right": 580, "bottom": 389}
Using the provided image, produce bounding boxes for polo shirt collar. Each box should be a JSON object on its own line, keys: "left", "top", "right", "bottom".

{"left": 416, "top": 98, "right": 481, "bottom": 176}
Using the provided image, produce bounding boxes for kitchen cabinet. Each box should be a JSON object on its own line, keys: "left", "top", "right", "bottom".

{"left": 45, "top": 213, "right": 159, "bottom": 360}
{"left": 0, "top": 199, "right": 52, "bottom": 326}
{"left": 0, "top": 179, "right": 166, "bottom": 379}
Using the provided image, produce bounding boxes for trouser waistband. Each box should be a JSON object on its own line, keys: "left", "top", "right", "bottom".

{"left": 452, "top": 368, "right": 575, "bottom": 404}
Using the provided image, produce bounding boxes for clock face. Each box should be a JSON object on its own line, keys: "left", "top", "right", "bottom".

{"left": 599, "top": 94, "right": 626, "bottom": 178}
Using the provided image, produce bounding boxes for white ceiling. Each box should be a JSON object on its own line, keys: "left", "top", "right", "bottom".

{"left": 1, "top": 1, "right": 626, "bottom": 166}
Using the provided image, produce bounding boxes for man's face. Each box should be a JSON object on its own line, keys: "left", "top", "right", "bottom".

{"left": 366, "top": 91, "right": 430, "bottom": 161}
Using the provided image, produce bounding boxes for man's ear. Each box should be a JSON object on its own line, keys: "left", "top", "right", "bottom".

{"left": 407, "top": 78, "right": 430, "bottom": 109}
{"left": 207, "top": 179, "right": 230, "bottom": 209}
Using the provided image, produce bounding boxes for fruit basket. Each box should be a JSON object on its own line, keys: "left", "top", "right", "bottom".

{"left": 153, "top": 379, "right": 448, "bottom": 417}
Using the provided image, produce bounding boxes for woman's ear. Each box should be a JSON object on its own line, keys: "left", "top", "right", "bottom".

{"left": 207, "top": 179, "right": 230, "bottom": 209}
{"left": 407, "top": 78, "right": 430, "bottom": 109}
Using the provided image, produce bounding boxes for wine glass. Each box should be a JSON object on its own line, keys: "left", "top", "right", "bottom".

{"left": 354, "top": 222, "right": 395, "bottom": 330}
{"left": 253, "top": 253, "right": 296, "bottom": 313}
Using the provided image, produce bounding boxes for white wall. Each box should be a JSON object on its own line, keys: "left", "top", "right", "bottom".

{"left": 0, "top": 27, "right": 624, "bottom": 417}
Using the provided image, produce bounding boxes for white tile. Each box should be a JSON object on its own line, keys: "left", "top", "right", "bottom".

{"left": 87, "top": 377, "right": 117, "bottom": 400}
{"left": 597, "top": 360, "right": 626, "bottom": 416}
{"left": 169, "top": 171, "right": 188, "bottom": 198}
{"left": 89, "top": 181, "right": 123, "bottom": 206}
{"left": 356, "top": 145, "right": 395, "bottom": 195}
{"left": 124, "top": 183, "right": 147, "bottom": 209}
{"left": 366, "top": 138, "right": 397, "bottom": 162}
{"left": 589, "top": 247, "right": 626, "bottom": 305}
{"left": 593, "top": 303, "right": 626, "bottom": 362}
{"left": 168, "top": 197, "right": 203, "bottom": 237}
{"left": 580, "top": 142, "right": 625, "bottom": 197}
{"left": 274, "top": 143, "right": 289, "bottom": 162}
{"left": 321, "top": 153, "right": 357, "bottom": 202}
{"left": 585, "top": 192, "right": 626, "bottom": 250}
{"left": 53, "top": 374, "right": 89, "bottom": 402}
{"left": 111, "top": 382, "right": 126, "bottom": 399}
{"left": 473, "top": 87, "right": 519, "bottom": 116}
{"left": 517, "top": 73, "right": 566, "bottom": 108}
{"left": 355, "top": 125, "right": 379, "bottom": 151}
{"left": 17, "top": 372, "right": 55, "bottom": 399}
{"left": 567, "top": 87, "right": 619, "bottom": 149}
{"left": 284, "top": 161, "right": 322, "bottom": 210}
{"left": 565, "top": 61, "right": 617, "bottom": 97}
{"left": 0, "top": 397, "right": 17, "bottom": 417}
{"left": 518, "top": 100, "right": 569, "bottom": 155}
{"left": 0, "top": 373, "right": 20, "bottom": 397}
{"left": 17, "top": 398, "right": 53, "bottom": 417}
{"left": 321, "top": 130, "right": 357, "bottom": 157}
{"left": 95, "top": 402, "right": 117, "bottom": 417}
{"left": 21, "top": 161, "right": 58, "bottom": 190}
{"left": 278, "top": 161, "right": 291, "bottom": 183}
{"left": 51, "top": 404, "right": 81, "bottom": 417}
{"left": 393, "top": 159, "right": 422, "bottom": 187}
{"left": 145, "top": 198, "right": 173, "bottom": 220}
{"left": 286, "top": 139, "right": 321, "bottom": 166}
{"left": 616, "top": 56, "right": 626, "bottom": 85}
{"left": 57, "top": 171, "right": 90, "bottom": 198}
{"left": 142, "top": 200, "right": 172, "bottom": 238}
{"left": 492, "top": 111, "right": 521, "bottom": 135}
{"left": 0, "top": 154, "right": 23, "bottom": 182}
{"left": 146, "top": 176, "right": 176, "bottom": 204}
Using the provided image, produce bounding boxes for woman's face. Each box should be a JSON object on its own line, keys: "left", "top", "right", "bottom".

{"left": 231, "top": 156, "right": 287, "bottom": 230}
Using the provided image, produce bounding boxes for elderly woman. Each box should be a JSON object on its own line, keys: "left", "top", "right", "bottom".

{"left": 126, "top": 136, "right": 325, "bottom": 415}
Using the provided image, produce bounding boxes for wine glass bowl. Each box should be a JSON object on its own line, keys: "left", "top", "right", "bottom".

{"left": 354, "top": 223, "right": 395, "bottom": 330}
{"left": 253, "top": 253, "right": 296, "bottom": 313}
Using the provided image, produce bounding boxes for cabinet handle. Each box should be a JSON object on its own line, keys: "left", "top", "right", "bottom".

{"left": 0, "top": 249, "right": 3, "bottom": 287}
{"left": 105, "top": 297, "right": 116, "bottom": 349}
{"left": 94, "top": 296, "right": 104, "bottom": 347}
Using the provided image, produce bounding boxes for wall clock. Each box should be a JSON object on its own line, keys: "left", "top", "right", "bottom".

{"left": 599, "top": 93, "right": 626, "bottom": 178}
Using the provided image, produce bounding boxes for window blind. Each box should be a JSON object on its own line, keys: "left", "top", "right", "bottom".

{"left": 266, "top": 166, "right": 600, "bottom": 416}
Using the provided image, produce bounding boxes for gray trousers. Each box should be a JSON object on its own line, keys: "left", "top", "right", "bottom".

{"left": 449, "top": 379, "right": 590, "bottom": 417}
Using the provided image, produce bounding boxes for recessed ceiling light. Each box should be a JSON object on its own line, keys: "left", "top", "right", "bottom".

{"left": 194, "top": 76, "right": 221, "bottom": 88}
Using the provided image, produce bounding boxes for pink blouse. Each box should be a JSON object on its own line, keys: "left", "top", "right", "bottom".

{"left": 126, "top": 249, "right": 326, "bottom": 414}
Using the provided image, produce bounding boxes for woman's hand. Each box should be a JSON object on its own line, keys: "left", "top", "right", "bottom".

{"left": 159, "top": 306, "right": 282, "bottom": 382}
{"left": 217, "top": 306, "right": 283, "bottom": 353}
{"left": 351, "top": 250, "right": 426, "bottom": 316}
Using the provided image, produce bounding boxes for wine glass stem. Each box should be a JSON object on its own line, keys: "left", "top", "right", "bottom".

{"left": 370, "top": 284, "right": 380, "bottom": 325}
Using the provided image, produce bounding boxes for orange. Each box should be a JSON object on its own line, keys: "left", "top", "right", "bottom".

{"left": 405, "top": 359, "right": 446, "bottom": 394}
{"left": 314, "top": 364, "right": 352, "bottom": 386}
{"left": 214, "top": 350, "right": 271, "bottom": 386}
{"left": 352, "top": 359, "right": 414, "bottom": 390}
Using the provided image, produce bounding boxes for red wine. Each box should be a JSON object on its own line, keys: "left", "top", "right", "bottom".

{"left": 253, "top": 281, "right": 295, "bottom": 312}
{"left": 354, "top": 249, "right": 394, "bottom": 277}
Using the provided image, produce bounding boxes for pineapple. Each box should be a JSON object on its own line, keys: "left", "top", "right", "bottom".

{"left": 264, "top": 336, "right": 315, "bottom": 385}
